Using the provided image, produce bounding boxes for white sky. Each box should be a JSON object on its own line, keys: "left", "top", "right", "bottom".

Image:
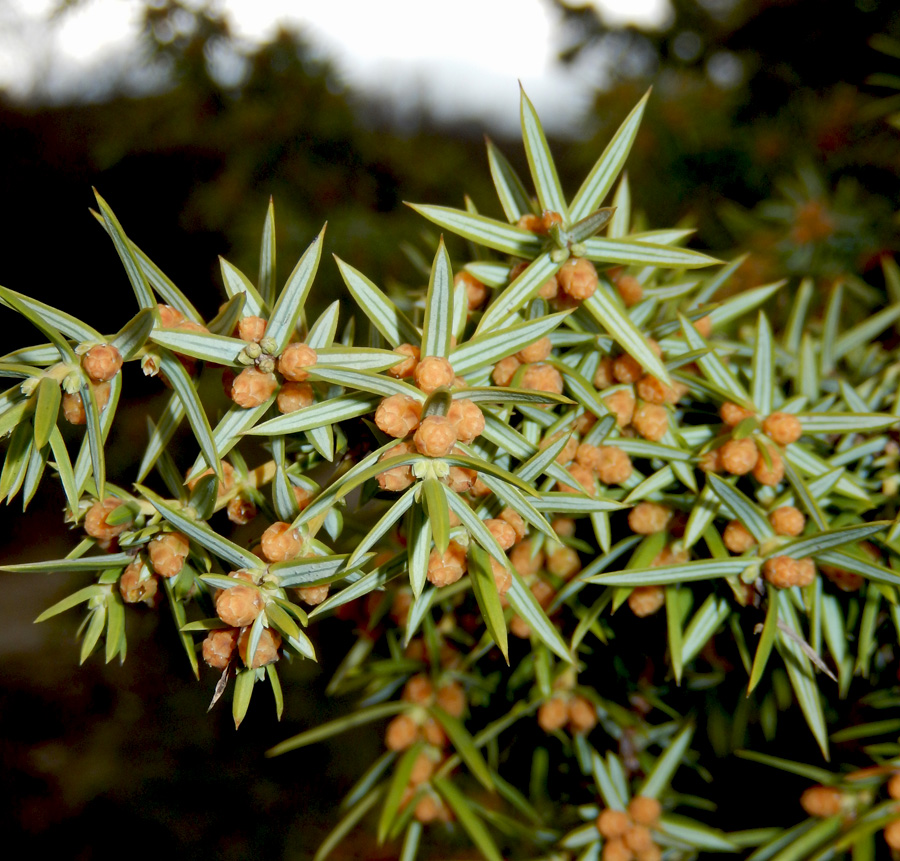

{"left": 0, "top": 0, "right": 672, "bottom": 132}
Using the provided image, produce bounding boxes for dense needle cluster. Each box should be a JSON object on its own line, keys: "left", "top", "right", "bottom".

{"left": 2, "top": 87, "right": 900, "bottom": 861}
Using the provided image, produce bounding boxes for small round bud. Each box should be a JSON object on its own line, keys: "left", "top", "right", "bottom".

{"left": 492, "top": 355, "right": 521, "bottom": 387}
{"left": 403, "top": 674, "right": 434, "bottom": 704}
{"left": 753, "top": 444, "right": 784, "bottom": 486}
{"left": 628, "top": 585, "right": 665, "bottom": 617}
{"left": 82, "top": 344, "right": 123, "bottom": 382}
{"left": 499, "top": 508, "right": 527, "bottom": 542}
{"left": 427, "top": 541, "right": 467, "bottom": 587}
{"left": 485, "top": 518, "right": 517, "bottom": 551}
{"left": 454, "top": 271, "right": 489, "bottom": 310}
{"left": 603, "top": 389, "right": 636, "bottom": 427}
{"left": 613, "top": 354, "right": 643, "bottom": 385}
{"left": 720, "top": 402, "right": 755, "bottom": 427}
{"left": 567, "top": 695, "right": 597, "bottom": 733}
{"left": 156, "top": 303, "right": 186, "bottom": 327}
{"left": 597, "top": 808, "right": 631, "bottom": 839}
{"left": 694, "top": 316, "right": 712, "bottom": 337}
{"left": 260, "top": 521, "right": 303, "bottom": 563}
{"left": 547, "top": 546, "right": 581, "bottom": 579}
{"left": 593, "top": 357, "right": 616, "bottom": 389}
{"left": 202, "top": 628, "right": 239, "bottom": 669}
{"left": 215, "top": 573, "right": 263, "bottom": 628}
{"left": 763, "top": 412, "right": 802, "bottom": 446}
{"left": 148, "top": 531, "right": 190, "bottom": 578}
{"left": 238, "top": 626, "right": 282, "bottom": 668}
{"left": 616, "top": 274, "right": 643, "bottom": 307}
{"left": 763, "top": 556, "right": 804, "bottom": 589}
{"left": 414, "top": 794, "right": 451, "bottom": 824}
{"left": 84, "top": 497, "right": 131, "bottom": 542}
{"left": 538, "top": 274, "right": 559, "bottom": 299}
{"left": 277, "top": 381, "right": 314, "bottom": 414}
{"left": 769, "top": 506, "right": 805, "bottom": 536}
{"left": 375, "top": 393, "right": 422, "bottom": 439}
{"left": 491, "top": 557, "right": 512, "bottom": 596}
{"left": 443, "top": 463, "right": 476, "bottom": 493}
{"left": 62, "top": 381, "right": 112, "bottom": 425}
{"left": 602, "top": 838, "right": 633, "bottom": 861}
{"left": 542, "top": 210, "right": 563, "bottom": 231}
{"left": 230, "top": 368, "right": 278, "bottom": 408}
{"left": 377, "top": 442, "right": 415, "bottom": 492}
{"left": 632, "top": 403, "right": 668, "bottom": 441}
{"left": 293, "top": 485, "right": 313, "bottom": 511}
{"left": 436, "top": 681, "right": 466, "bottom": 718}
{"left": 516, "top": 336, "right": 552, "bottom": 364}
{"left": 624, "top": 825, "right": 654, "bottom": 853}
{"left": 575, "top": 443, "right": 603, "bottom": 470}
{"left": 552, "top": 517, "right": 576, "bottom": 537}
{"left": 794, "top": 557, "right": 816, "bottom": 587}
{"left": 720, "top": 438, "right": 759, "bottom": 476}
{"left": 447, "top": 398, "right": 484, "bottom": 443}
{"left": 558, "top": 258, "right": 599, "bottom": 300}
{"left": 510, "top": 540, "right": 544, "bottom": 577}
{"left": 557, "top": 462, "right": 596, "bottom": 495}
{"left": 387, "top": 344, "right": 420, "bottom": 379}
{"left": 186, "top": 461, "right": 236, "bottom": 496}
{"left": 409, "top": 752, "right": 435, "bottom": 785}
{"left": 596, "top": 446, "right": 633, "bottom": 485}
{"left": 295, "top": 584, "right": 329, "bottom": 606}
{"left": 800, "top": 785, "right": 843, "bottom": 817}
{"left": 653, "top": 545, "right": 689, "bottom": 567}
{"left": 628, "top": 796, "right": 662, "bottom": 826}
{"left": 414, "top": 356, "right": 455, "bottom": 393}
{"left": 517, "top": 213, "right": 545, "bottom": 233}
{"left": 538, "top": 697, "right": 569, "bottom": 732}
{"left": 628, "top": 503, "right": 672, "bottom": 535}
{"left": 278, "top": 342, "right": 317, "bottom": 382}
{"left": 227, "top": 496, "right": 257, "bottom": 525}
{"left": 699, "top": 448, "right": 722, "bottom": 473}
{"left": 386, "top": 713, "right": 418, "bottom": 751}
{"left": 119, "top": 559, "right": 159, "bottom": 605}
{"left": 636, "top": 375, "right": 678, "bottom": 406}
{"left": 414, "top": 414, "right": 458, "bottom": 457}
{"left": 885, "top": 820, "right": 900, "bottom": 850}
{"left": 887, "top": 773, "right": 900, "bottom": 799}
{"left": 521, "top": 363, "right": 564, "bottom": 395}
{"left": 420, "top": 717, "right": 447, "bottom": 747}
{"left": 237, "top": 315, "right": 267, "bottom": 343}
{"left": 821, "top": 564, "right": 863, "bottom": 592}
{"left": 723, "top": 520, "right": 756, "bottom": 554}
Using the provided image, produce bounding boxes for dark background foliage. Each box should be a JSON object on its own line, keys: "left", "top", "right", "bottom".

{"left": 2, "top": 0, "right": 899, "bottom": 856}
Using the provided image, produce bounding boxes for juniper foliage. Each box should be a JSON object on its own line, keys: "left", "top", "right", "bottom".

{"left": 3, "top": 88, "right": 900, "bottom": 860}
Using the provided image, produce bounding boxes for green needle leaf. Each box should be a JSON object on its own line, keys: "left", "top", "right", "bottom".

{"left": 335, "top": 256, "right": 420, "bottom": 347}
{"left": 258, "top": 198, "right": 277, "bottom": 307}
{"left": 32, "top": 377, "right": 60, "bottom": 451}
{"left": 569, "top": 90, "right": 649, "bottom": 222}
{"left": 468, "top": 542, "right": 509, "bottom": 662}
{"left": 94, "top": 190, "right": 155, "bottom": 309}
{"left": 486, "top": 137, "right": 532, "bottom": 222}
{"left": 520, "top": 86, "right": 567, "bottom": 217}
{"left": 267, "top": 224, "right": 326, "bottom": 351}
{"left": 407, "top": 204, "right": 542, "bottom": 257}
{"left": 421, "top": 238, "right": 453, "bottom": 359}
{"left": 434, "top": 778, "right": 504, "bottom": 861}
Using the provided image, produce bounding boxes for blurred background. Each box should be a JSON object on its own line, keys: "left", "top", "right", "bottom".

{"left": 1, "top": 0, "right": 899, "bottom": 857}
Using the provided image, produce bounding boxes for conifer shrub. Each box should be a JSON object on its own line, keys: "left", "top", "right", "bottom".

{"left": 3, "top": 87, "right": 900, "bottom": 859}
